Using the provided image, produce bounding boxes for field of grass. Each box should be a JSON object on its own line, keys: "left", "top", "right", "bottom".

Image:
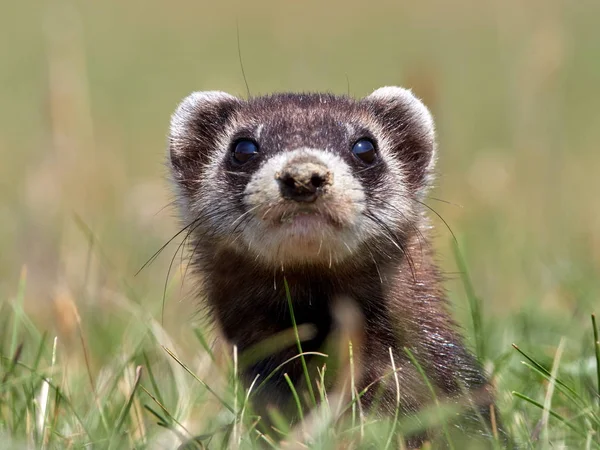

{"left": 1, "top": 0, "right": 599, "bottom": 448}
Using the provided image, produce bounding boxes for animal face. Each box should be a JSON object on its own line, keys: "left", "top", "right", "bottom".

{"left": 169, "top": 87, "right": 436, "bottom": 268}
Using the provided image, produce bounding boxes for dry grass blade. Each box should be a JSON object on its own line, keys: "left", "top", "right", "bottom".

{"left": 162, "top": 346, "right": 234, "bottom": 413}
{"left": 383, "top": 347, "right": 400, "bottom": 450}
{"left": 109, "top": 366, "right": 143, "bottom": 448}
{"left": 535, "top": 337, "right": 565, "bottom": 443}
{"left": 283, "top": 296, "right": 365, "bottom": 448}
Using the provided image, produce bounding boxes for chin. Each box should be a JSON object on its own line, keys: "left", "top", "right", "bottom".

{"left": 242, "top": 216, "right": 360, "bottom": 268}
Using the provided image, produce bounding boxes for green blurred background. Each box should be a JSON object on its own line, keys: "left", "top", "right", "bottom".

{"left": 1, "top": 0, "right": 599, "bottom": 364}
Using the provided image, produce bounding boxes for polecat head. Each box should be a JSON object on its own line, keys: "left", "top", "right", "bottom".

{"left": 169, "top": 87, "right": 436, "bottom": 268}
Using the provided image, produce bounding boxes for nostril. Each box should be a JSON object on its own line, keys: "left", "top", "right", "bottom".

{"left": 281, "top": 175, "right": 296, "bottom": 188}
{"left": 310, "top": 174, "right": 325, "bottom": 188}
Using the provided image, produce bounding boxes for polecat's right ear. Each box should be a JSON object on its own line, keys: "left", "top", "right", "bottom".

{"left": 169, "top": 91, "right": 241, "bottom": 185}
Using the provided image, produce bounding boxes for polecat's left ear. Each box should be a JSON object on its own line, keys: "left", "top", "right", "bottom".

{"left": 364, "top": 86, "right": 437, "bottom": 194}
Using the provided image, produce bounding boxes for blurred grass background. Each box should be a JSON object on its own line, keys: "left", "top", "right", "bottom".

{"left": 1, "top": 0, "right": 600, "bottom": 446}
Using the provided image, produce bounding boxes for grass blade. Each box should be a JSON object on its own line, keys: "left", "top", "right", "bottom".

{"left": 592, "top": 314, "right": 600, "bottom": 406}
{"left": 283, "top": 278, "right": 317, "bottom": 407}
{"left": 109, "top": 365, "right": 143, "bottom": 449}
{"left": 513, "top": 344, "right": 582, "bottom": 402}
{"left": 452, "top": 241, "right": 485, "bottom": 360}
{"left": 9, "top": 267, "right": 27, "bottom": 359}
{"left": 253, "top": 351, "right": 328, "bottom": 400}
{"left": 162, "top": 346, "right": 234, "bottom": 413}
{"left": 142, "top": 351, "right": 165, "bottom": 407}
{"left": 141, "top": 385, "right": 192, "bottom": 439}
{"left": 284, "top": 372, "right": 304, "bottom": 422}
{"left": 404, "top": 347, "right": 455, "bottom": 450}
{"left": 513, "top": 391, "right": 598, "bottom": 446}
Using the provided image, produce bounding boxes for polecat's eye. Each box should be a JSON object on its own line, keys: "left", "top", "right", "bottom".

{"left": 352, "top": 139, "right": 376, "bottom": 164}
{"left": 233, "top": 139, "right": 259, "bottom": 163}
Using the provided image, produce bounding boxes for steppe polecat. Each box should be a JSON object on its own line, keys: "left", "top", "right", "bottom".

{"left": 168, "top": 87, "right": 504, "bottom": 447}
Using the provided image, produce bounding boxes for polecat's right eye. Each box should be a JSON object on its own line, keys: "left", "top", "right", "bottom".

{"left": 233, "top": 139, "right": 259, "bottom": 163}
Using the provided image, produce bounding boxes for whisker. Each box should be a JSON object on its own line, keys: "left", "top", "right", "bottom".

{"left": 317, "top": 233, "right": 324, "bottom": 257}
{"left": 427, "top": 196, "right": 463, "bottom": 208}
{"left": 135, "top": 216, "right": 202, "bottom": 276}
{"left": 161, "top": 227, "right": 191, "bottom": 325}
{"left": 223, "top": 170, "right": 252, "bottom": 178}
{"left": 228, "top": 215, "right": 255, "bottom": 246}
{"left": 414, "top": 199, "right": 457, "bottom": 244}
{"left": 376, "top": 197, "right": 428, "bottom": 259}
{"left": 230, "top": 204, "right": 263, "bottom": 234}
{"left": 153, "top": 199, "right": 179, "bottom": 218}
{"left": 364, "top": 210, "right": 417, "bottom": 283}
{"left": 162, "top": 213, "right": 216, "bottom": 323}
{"left": 180, "top": 216, "right": 215, "bottom": 287}
{"left": 366, "top": 247, "right": 383, "bottom": 284}
{"left": 354, "top": 161, "right": 386, "bottom": 175}
{"left": 261, "top": 206, "right": 274, "bottom": 220}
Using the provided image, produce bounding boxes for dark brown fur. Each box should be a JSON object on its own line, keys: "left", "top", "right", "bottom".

{"left": 168, "top": 89, "right": 505, "bottom": 447}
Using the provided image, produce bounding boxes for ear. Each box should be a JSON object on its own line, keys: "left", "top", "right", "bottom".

{"left": 169, "top": 91, "right": 241, "bottom": 188}
{"left": 365, "top": 86, "right": 437, "bottom": 194}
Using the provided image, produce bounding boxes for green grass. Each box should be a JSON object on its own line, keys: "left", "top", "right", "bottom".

{"left": 1, "top": 254, "right": 599, "bottom": 448}
{"left": 2, "top": 0, "right": 600, "bottom": 448}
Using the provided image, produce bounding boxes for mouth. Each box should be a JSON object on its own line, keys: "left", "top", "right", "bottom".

{"left": 279, "top": 209, "right": 325, "bottom": 223}
{"left": 280, "top": 211, "right": 330, "bottom": 233}
{"left": 242, "top": 198, "right": 362, "bottom": 265}
{"left": 264, "top": 205, "right": 342, "bottom": 235}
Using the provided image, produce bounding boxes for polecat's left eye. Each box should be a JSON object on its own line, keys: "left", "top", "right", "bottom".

{"left": 352, "top": 139, "right": 376, "bottom": 164}
{"left": 233, "top": 139, "right": 259, "bottom": 163}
